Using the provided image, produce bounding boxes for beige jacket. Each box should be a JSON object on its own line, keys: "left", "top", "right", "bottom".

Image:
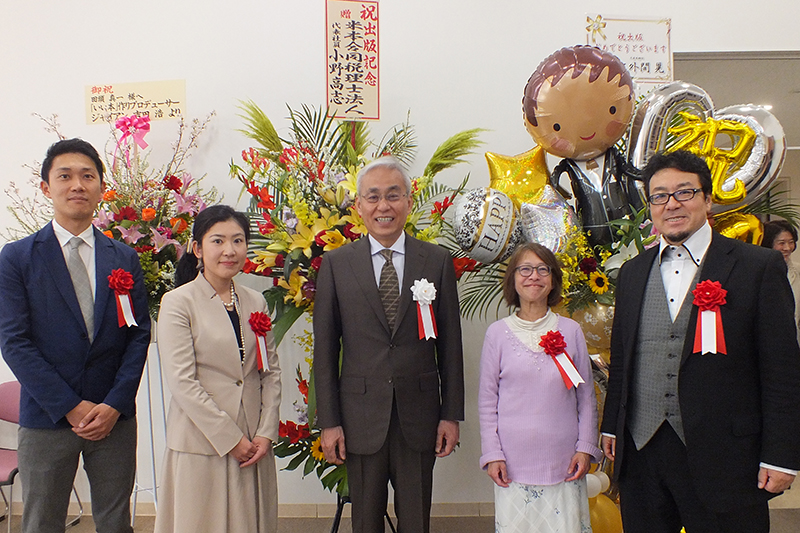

{"left": 158, "top": 274, "right": 281, "bottom": 456}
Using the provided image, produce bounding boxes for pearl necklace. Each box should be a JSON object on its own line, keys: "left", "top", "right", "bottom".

{"left": 223, "top": 282, "right": 246, "bottom": 363}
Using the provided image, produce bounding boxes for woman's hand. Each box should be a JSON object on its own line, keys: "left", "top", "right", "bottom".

{"left": 565, "top": 452, "right": 592, "bottom": 481}
{"left": 230, "top": 436, "right": 257, "bottom": 464}
{"left": 239, "top": 436, "right": 272, "bottom": 468}
{"left": 487, "top": 460, "right": 511, "bottom": 488}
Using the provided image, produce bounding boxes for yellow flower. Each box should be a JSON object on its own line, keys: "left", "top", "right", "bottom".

{"left": 253, "top": 250, "right": 279, "bottom": 271}
{"left": 311, "top": 436, "right": 325, "bottom": 462}
{"left": 589, "top": 271, "right": 610, "bottom": 294}
{"left": 340, "top": 207, "right": 367, "bottom": 236}
{"left": 287, "top": 222, "right": 317, "bottom": 258}
{"left": 318, "top": 230, "right": 346, "bottom": 251}
{"left": 278, "top": 270, "right": 309, "bottom": 306}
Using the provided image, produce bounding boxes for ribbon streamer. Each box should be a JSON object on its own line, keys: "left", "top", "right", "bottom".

{"left": 551, "top": 351, "right": 585, "bottom": 390}
{"left": 416, "top": 302, "right": 438, "bottom": 340}
{"left": 115, "top": 293, "right": 138, "bottom": 327}
{"left": 255, "top": 335, "right": 270, "bottom": 371}
{"left": 693, "top": 308, "right": 727, "bottom": 355}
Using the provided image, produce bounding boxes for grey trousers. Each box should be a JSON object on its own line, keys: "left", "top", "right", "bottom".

{"left": 18, "top": 417, "right": 137, "bottom": 533}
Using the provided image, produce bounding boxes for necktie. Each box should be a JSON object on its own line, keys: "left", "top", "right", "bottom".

{"left": 67, "top": 237, "right": 94, "bottom": 342}
{"left": 378, "top": 249, "right": 400, "bottom": 330}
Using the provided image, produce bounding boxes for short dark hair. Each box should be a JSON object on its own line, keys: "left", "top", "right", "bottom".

{"left": 762, "top": 219, "right": 798, "bottom": 248}
{"left": 41, "top": 138, "right": 105, "bottom": 184}
{"left": 642, "top": 150, "right": 712, "bottom": 198}
{"left": 502, "top": 243, "right": 563, "bottom": 308}
{"left": 175, "top": 205, "right": 251, "bottom": 287}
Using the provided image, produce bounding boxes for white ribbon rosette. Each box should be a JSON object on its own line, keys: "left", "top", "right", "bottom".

{"left": 411, "top": 278, "right": 438, "bottom": 340}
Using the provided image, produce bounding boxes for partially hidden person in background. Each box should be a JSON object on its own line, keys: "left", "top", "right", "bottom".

{"left": 762, "top": 219, "right": 800, "bottom": 346}
{"left": 602, "top": 150, "right": 800, "bottom": 533}
{"left": 479, "top": 242, "right": 601, "bottom": 533}
{"left": 155, "top": 205, "right": 281, "bottom": 533}
{"left": 0, "top": 138, "right": 151, "bottom": 533}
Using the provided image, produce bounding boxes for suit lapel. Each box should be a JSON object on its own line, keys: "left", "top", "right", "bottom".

{"left": 622, "top": 246, "right": 659, "bottom": 362}
{"left": 93, "top": 228, "right": 115, "bottom": 339}
{"left": 681, "top": 233, "right": 737, "bottom": 366}
{"left": 396, "top": 236, "right": 428, "bottom": 336}
{"left": 36, "top": 223, "right": 87, "bottom": 335}
{"left": 347, "top": 237, "right": 391, "bottom": 333}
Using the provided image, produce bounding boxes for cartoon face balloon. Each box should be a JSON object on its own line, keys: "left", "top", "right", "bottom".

{"left": 523, "top": 46, "right": 635, "bottom": 161}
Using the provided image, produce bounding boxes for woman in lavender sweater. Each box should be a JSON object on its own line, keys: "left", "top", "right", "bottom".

{"left": 479, "top": 243, "right": 601, "bottom": 532}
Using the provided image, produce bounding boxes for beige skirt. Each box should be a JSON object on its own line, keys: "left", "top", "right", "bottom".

{"left": 154, "top": 412, "right": 278, "bottom": 533}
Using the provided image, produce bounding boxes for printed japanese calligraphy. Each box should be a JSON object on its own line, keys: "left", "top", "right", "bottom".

{"left": 84, "top": 80, "right": 187, "bottom": 125}
{"left": 585, "top": 15, "right": 672, "bottom": 96}
{"left": 326, "top": 0, "right": 379, "bottom": 120}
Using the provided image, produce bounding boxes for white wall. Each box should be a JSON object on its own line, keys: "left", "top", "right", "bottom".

{"left": 2, "top": 0, "right": 799, "bottom": 508}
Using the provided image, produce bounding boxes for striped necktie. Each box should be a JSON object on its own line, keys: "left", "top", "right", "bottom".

{"left": 67, "top": 237, "right": 94, "bottom": 342}
{"left": 378, "top": 249, "right": 400, "bottom": 330}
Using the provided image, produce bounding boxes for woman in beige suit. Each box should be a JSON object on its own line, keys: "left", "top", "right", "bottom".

{"left": 155, "top": 205, "right": 281, "bottom": 533}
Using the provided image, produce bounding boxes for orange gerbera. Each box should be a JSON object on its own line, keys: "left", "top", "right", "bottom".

{"left": 141, "top": 208, "right": 156, "bottom": 221}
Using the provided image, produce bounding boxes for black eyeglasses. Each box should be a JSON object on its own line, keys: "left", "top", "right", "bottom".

{"left": 515, "top": 265, "right": 551, "bottom": 277}
{"left": 648, "top": 188, "right": 703, "bottom": 205}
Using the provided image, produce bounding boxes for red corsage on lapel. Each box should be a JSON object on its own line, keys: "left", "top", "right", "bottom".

{"left": 249, "top": 312, "right": 272, "bottom": 370}
{"left": 539, "top": 330, "right": 584, "bottom": 390}
{"left": 108, "top": 269, "right": 138, "bottom": 327}
{"left": 692, "top": 280, "right": 727, "bottom": 355}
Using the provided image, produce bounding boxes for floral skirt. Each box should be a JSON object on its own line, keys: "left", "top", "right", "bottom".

{"left": 494, "top": 478, "right": 592, "bottom": 533}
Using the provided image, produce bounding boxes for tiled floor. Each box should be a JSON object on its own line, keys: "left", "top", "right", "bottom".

{"left": 3, "top": 510, "right": 800, "bottom": 532}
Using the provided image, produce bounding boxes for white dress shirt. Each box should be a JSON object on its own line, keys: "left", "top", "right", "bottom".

{"left": 658, "top": 222, "right": 712, "bottom": 322}
{"left": 52, "top": 220, "right": 97, "bottom": 299}
{"left": 368, "top": 233, "right": 406, "bottom": 289}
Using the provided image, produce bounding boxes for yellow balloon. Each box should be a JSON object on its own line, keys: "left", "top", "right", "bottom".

{"left": 589, "top": 493, "right": 623, "bottom": 533}
{"left": 486, "top": 146, "right": 550, "bottom": 205}
{"left": 713, "top": 212, "right": 763, "bottom": 245}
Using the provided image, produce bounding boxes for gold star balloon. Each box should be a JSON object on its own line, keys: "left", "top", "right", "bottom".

{"left": 486, "top": 146, "right": 550, "bottom": 205}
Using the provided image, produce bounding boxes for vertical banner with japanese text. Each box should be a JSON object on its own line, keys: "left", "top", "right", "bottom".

{"left": 585, "top": 15, "right": 672, "bottom": 97}
{"left": 84, "top": 80, "right": 186, "bottom": 125}
{"left": 326, "top": 0, "right": 379, "bottom": 120}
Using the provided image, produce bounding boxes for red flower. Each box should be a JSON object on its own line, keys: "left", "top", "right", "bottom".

{"left": 453, "top": 257, "right": 479, "bottom": 280}
{"left": 431, "top": 196, "right": 453, "bottom": 217}
{"left": 314, "top": 231, "right": 327, "bottom": 247}
{"left": 134, "top": 245, "right": 154, "bottom": 254}
{"left": 343, "top": 223, "right": 360, "bottom": 241}
{"left": 539, "top": 330, "right": 567, "bottom": 357}
{"left": 279, "top": 147, "right": 298, "bottom": 167}
{"left": 257, "top": 215, "right": 276, "bottom": 235}
{"left": 108, "top": 269, "right": 134, "bottom": 294}
{"left": 310, "top": 256, "right": 323, "bottom": 272}
{"left": 692, "top": 280, "right": 727, "bottom": 311}
{"left": 578, "top": 257, "right": 597, "bottom": 274}
{"left": 242, "top": 258, "right": 259, "bottom": 274}
{"left": 274, "top": 254, "right": 285, "bottom": 268}
{"left": 162, "top": 175, "right": 183, "bottom": 191}
{"left": 249, "top": 312, "right": 272, "bottom": 336}
{"left": 297, "top": 423, "right": 311, "bottom": 440}
{"left": 297, "top": 378, "right": 309, "bottom": 402}
{"left": 114, "top": 206, "right": 137, "bottom": 222}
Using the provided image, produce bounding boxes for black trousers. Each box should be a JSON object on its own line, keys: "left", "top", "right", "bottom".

{"left": 346, "top": 400, "right": 436, "bottom": 533}
{"left": 618, "top": 423, "right": 769, "bottom": 533}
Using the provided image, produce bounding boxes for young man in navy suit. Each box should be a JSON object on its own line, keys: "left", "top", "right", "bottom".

{"left": 0, "top": 139, "right": 150, "bottom": 533}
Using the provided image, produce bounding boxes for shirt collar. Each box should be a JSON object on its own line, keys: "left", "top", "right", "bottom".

{"left": 52, "top": 220, "right": 96, "bottom": 249}
{"left": 368, "top": 232, "right": 406, "bottom": 256}
{"left": 658, "top": 221, "right": 711, "bottom": 266}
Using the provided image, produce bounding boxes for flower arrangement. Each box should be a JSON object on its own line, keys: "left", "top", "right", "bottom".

{"left": 230, "top": 102, "right": 483, "bottom": 345}
{"left": 93, "top": 113, "right": 218, "bottom": 316}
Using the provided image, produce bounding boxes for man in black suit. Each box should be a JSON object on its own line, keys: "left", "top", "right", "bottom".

{"left": 601, "top": 150, "right": 800, "bottom": 532}
{"left": 314, "top": 157, "right": 464, "bottom": 533}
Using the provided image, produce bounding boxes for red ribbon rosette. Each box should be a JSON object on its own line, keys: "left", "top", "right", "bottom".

{"left": 249, "top": 312, "right": 272, "bottom": 371}
{"left": 692, "top": 280, "right": 727, "bottom": 355}
{"left": 539, "top": 330, "right": 584, "bottom": 390}
{"left": 108, "top": 269, "right": 138, "bottom": 327}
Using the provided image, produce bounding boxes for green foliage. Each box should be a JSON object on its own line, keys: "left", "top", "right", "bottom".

{"left": 236, "top": 100, "right": 283, "bottom": 157}
{"left": 423, "top": 128, "right": 486, "bottom": 178}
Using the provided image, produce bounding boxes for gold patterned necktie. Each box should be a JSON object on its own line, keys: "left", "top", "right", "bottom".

{"left": 378, "top": 249, "right": 400, "bottom": 329}
{"left": 67, "top": 237, "right": 94, "bottom": 342}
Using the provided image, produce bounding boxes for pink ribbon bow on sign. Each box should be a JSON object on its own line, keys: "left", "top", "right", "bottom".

{"left": 114, "top": 115, "right": 151, "bottom": 168}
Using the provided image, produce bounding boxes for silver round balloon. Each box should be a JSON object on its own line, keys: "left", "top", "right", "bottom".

{"left": 453, "top": 187, "right": 523, "bottom": 263}
{"left": 518, "top": 185, "right": 578, "bottom": 254}
{"left": 627, "top": 81, "right": 714, "bottom": 170}
{"left": 708, "top": 104, "right": 786, "bottom": 214}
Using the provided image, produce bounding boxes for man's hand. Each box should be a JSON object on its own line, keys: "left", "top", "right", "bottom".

{"left": 65, "top": 400, "right": 96, "bottom": 428}
{"left": 436, "top": 420, "right": 459, "bottom": 458}
{"left": 565, "top": 452, "right": 592, "bottom": 482}
{"left": 71, "top": 403, "right": 120, "bottom": 441}
{"left": 230, "top": 436, "right": 257, "bottom": 464}
{"left": 321, "top": 426, "right": 346, "bottom": 464}
{"left": 239, "top": 436, "right": 272, "bottom": 468}
{"left": 601, "top": 435, "right": 616, "bottom": 462}
{"left": 758, "top": 467, "right": 795, "bottom": 493}
{"left": 486, "top": 460, "right": 511, "bottom": 488}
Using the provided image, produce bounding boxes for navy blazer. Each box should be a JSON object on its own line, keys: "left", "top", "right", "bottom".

{"left": 0, "top": 222, "right": 151, "bottom": 429}
{"left": 601, "top": 232, "right": 800, "bottom": 511}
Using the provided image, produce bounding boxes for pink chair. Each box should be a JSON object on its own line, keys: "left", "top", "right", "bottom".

{"left": 0, "top": 381, "right": 83, "bottom": 532}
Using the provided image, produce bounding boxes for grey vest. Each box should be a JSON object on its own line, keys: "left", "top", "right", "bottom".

{"left": 628, "top": 255, "right": 701, "bottom": 450}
